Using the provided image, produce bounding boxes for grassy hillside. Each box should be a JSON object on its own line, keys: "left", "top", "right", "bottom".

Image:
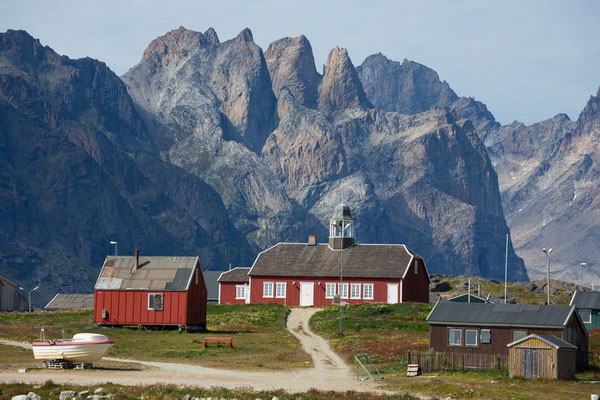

{"left": 0, "top": 303, "right": 310, "bottom": 370}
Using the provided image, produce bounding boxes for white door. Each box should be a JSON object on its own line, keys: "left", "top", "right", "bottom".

{"left": 387, "top": 284, "right": 399, "bottom": 304}
{"left": 300, "top": 282, "right": 314, "bottom": 306}
{"left": 245, "top": 284, "right": 250, "bottom": 304}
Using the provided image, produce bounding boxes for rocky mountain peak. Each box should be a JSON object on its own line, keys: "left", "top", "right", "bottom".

{"left": 140, "top": 26, "right": 208, "bottom": 64}
{"left": 0, "top": 30, "right": 62, "bottom": 71}
{"left": 203, "top": 27, "right": 220, "bottom": 45}
{"left": 235, "top": 28, "right": 254, "bottom": 43}
{"left": 264, "top": 35, "right": 321, "bottom": 109}
{"left": 317, "top": 46, "right": 372, "bottom": 114}
{"left": 357, "top": 52, "right": 458, "bottom": 115}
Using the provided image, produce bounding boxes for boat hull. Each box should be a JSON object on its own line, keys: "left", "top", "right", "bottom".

{"left": 32, "top": 342, "right": 113, "bottom": 362}
{"left": 32, "top": 334, "right": 113, "bottom": 363}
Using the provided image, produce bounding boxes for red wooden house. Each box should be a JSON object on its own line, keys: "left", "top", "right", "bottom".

{"left": 218, "top": 204, "right": 430, "bottom": 306}
{"left": 94, "top": 251, "right": 206, "bottom": 329}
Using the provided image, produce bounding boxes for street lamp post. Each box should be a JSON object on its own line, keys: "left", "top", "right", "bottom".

{"left": 19, "top": 285, "right": 39, "bottom": 313}
{"left": 110, "top": 241, "right": 118, "bottom": 256}
{"left": 580, "top": 263, "right": 588, "bottom": 289}
{"left": 542, "top": 248, "right": 553, "bottom": 305}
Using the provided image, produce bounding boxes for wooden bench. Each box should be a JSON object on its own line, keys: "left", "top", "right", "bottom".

{"left": 203, "top": 336, "right": 233, "bottom": 348}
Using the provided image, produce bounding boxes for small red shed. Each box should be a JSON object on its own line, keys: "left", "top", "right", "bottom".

{"left": 217, "top": 267, "right": 250, "bottom": 304}
{"left": 93, "top": 252, "right": 206, "bottom": 329}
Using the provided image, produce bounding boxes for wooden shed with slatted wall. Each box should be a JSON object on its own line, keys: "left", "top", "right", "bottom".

{"left": 508, "top": 334, "right": 576, "bottom": 380}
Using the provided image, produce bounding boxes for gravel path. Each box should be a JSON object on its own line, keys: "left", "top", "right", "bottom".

{"left": 0, "top": 308, "right": 390, "bottom": 394}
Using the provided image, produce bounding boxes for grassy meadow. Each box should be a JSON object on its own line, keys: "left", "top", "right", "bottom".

{"left": 0, "top": 303, "right": 311, "bottom": 370}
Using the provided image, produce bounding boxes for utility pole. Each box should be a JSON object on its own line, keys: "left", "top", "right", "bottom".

{"left": 542, "top": 248, "right": 553, "bottom": 305}
{"left": 19, "top": 285, "right": 39, "bottom": 313}
{"left": 580, "top": 263, "right": 587, "bottom": 289}
{"left": 339, "top": 220, "right": 343, "bottom": 335}
{"left": 110, "top": 241, "right": 118, "bottom": 256}
{"left": 504, "top": 234, "right": 509, "bottom": 304}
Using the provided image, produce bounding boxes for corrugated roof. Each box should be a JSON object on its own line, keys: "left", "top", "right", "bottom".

{"left": 218, "top": 267, "right": 250, "bottom": 283}
{"left": 249, "top": 243, "right": 423, "bottom": 279}
{"left": 427, "top": 301, "right": 576, "bottom": 328}
{"left": 570, "top": 290, "right": 600, "bottom": 309}
{"left": 94, "top": 256, "right": 199, "bottom": 291}
{"left": 44, "top": 294, "right": 94, "bottom": 310}
{"left": 203, "top": 271, "right": 223, "bottom": 301}
{"left": 507, "top": 334, "right": 577, "bottom": 350}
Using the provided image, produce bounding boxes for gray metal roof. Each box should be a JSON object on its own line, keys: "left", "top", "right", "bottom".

{"left": 570, "top": 290, "right": 600, "bottom": 309}
{"left": 202, "top": 271, "right": 223, "bottom": 301}
{"left": 507, "top": 334, "right": 577, "bottom": 350}
{"left": 448, "top": 293, "right": 492, "bottom": 303}
{"left": 249, "top": 243, "right": 424, "bottom": 279}
{"left": 217, "top": 267, "right": 250, "bottom": 283}
{"left": 427, "top": 301, "right": 577, "bottom": 328}
{"left": 44, "top": 294, "right": 94, "bottom": 310}
{"left": 94, "top": 256, "right": 199, "bottom": 291}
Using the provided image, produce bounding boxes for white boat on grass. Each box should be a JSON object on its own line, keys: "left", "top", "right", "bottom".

{"left": 32, "top": 329, "right": 113, "bottom": 365}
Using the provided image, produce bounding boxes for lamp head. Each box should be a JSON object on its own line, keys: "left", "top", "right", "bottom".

{"left": 581, "top": 262, "right": 588, "bottom": 266}
{"left": 110, "top": 241, "right": 117, "bottom": 245}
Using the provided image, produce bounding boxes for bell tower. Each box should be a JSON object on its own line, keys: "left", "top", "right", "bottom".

{"left": 329, "top": 204, "right": 355, "bottom": 250}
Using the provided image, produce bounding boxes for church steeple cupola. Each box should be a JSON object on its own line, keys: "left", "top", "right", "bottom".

{"left": 329, "top": 203, "right": 355, "bottom": 250}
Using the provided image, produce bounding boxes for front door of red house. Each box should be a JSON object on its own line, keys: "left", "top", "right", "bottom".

{"left": 387, "top": 283, "right": 398, "bottom": 304}
{"left": 300, "top": 282, "right": 314, "bottom": 306}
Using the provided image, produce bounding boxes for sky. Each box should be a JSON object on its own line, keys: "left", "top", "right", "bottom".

{"left": 1, "top": 0, "right": 599, "bottom": 125}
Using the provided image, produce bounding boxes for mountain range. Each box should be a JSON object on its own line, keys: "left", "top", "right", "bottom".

{"left": 0, "top": 27, "right": 597, "bottom": 305}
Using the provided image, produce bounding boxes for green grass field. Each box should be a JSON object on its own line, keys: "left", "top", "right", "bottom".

{"left": 310, "top": 303, "right": 432, "bottom": 373}
{"left": 0, "top": 380, "right": 419, "bottom": 400}
{"left": 0, "top": 303, "right": 310, "bottom": 370}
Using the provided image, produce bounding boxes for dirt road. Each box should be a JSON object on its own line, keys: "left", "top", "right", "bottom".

{"left": 0, "top": 308, "right": 389, "bottom": 394}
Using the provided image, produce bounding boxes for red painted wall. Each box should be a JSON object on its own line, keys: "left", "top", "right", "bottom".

{"left": 219, "top": 282, "right": 248, "bottom": 304}
{"left": 248, "top": 276, "right": 421, "bottom": 306}
{"left": 93, "top": 262, "right": 206, "bottom": 327}
{"left": 402, "top": 258, "right": 430, "bottom": 303}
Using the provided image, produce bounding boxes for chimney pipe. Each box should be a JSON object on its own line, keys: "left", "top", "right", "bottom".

{"left": 135, "top": 249, "right": 139, "bottom": 272}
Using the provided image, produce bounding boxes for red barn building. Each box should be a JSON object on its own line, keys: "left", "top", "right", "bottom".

{"left": 218, "top": 204, "right": 430, "bottom": 306}
{"left": 94, "top": 252, "right": 206, "bottom": 329}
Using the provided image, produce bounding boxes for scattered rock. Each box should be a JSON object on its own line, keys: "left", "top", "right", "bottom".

{"left": 78, "top": 391, "right": 89, "bottom": 397}
{"left": 27, "top": 393, "right": 43, "bottom": 400}
{"left": 431, "top": 282, "right": 451, "bottom": 292}
{"left": 11, "top": 395, "right": 28, "bottom": 400}
{"left": 182, "top": 395, "right": 192, "bottom": 400}
{"left": 94, "top": 389, "right": 106, "bottom": 395}
{"left": 59, "top": 391, "right": 76, "bottom": 400}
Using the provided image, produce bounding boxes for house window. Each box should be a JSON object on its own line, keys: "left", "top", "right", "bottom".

{"left": 325, "top": 283, "right": 336, "bottom": 299}
{"left": 263, "top": 282, "right": 274, "bottom": 298}
{"left": 580, "top": 309, "right": 592, "bottom": 324}
{"left": 235, "top": 285, "right": 246, "bottom": 299}
{"left": 350, "top": 283, "right": 361, "bottom": 299}
{"left": 512, "top": 330, "right": 527, "bottom": 341}
{"left": 449, "top": 328, "right": 461, "bottom": 345}
{"left": 481, "top": 329, "right": 491, "bottom": 344}
{"left": 363, "top": 283, "right": 374, "bottom": 300}
{"left": 465, "top": 329, "right": 478, "bottom": 346}
{"left": 148, "top": 293, "right": 163, "bottom": 311}
{"left": 276, "top": 282, "right": 286, "bottom": 298}
{"left": 339, "top": 283, "right": 349, "bottom": 299}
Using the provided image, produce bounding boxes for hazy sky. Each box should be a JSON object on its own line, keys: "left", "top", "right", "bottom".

{"left": 2, "top": 0, "right": 599, "bottom": 125}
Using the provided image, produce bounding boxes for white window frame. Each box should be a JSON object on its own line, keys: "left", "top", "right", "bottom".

{"left": 148, "top": 293, "right": 164, "bottom": 311}
{"left": 480, "top": 329, "right": 491, "bottom": 344}
{"left": 580, "top": 309, "right": 592, "bottom": 324}
{"left": 449, "top": 328, "right": 461, "bottom": 346}
{"left": 275, "top": 282, "right": 286, "bottom": 298}
{"left": 263, "top": 281, "right": 274, "bottom": 298}
{"left": 363, "top": 283, "right": 374, "bottom": 300}
{"left": 350, "top": 283, "right": 361, "bottom": 299}
{"left": 339, "top": 283, "right": 349, "bottom": 299}
{"left": 325, "top": 283, "right": 336, "bottom": 299}
{"left": 512, "top": 330, "right": 527, "bottom": 342}
{"left": 465, "top": 329, "right": 478, "bottom": 346}
{"left": 235, "top": 285, "right": 246, "bottom": 300}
